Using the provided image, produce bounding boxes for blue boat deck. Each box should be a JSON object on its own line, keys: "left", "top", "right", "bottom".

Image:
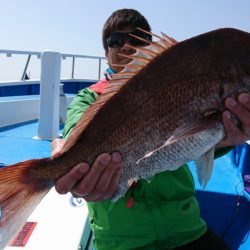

{"left": 0, "top": 120, "right": 249, "bottom": 249}
{"left": 0, "top": 120, "right": 52, "bottom": 166}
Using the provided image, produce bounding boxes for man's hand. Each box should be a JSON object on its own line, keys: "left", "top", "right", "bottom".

{"left": 51, "top": 138, "right": 122, "bottom": 202}
{"left": 217, "top": 93, "right": 250, "bottom": 147}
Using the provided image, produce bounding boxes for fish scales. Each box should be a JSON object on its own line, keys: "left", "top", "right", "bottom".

{"left": 25, "top": 28, "right": 250, "bottom": 201}
{"left": 1, "top": 27, "right": 250, "bottom": 248}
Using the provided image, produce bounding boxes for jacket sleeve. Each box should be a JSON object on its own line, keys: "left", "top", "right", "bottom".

{"left": 63, "top": 87, "right": 98, "bottom": 139}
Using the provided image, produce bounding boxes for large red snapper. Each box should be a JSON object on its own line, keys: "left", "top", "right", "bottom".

{"left": 0, "top": 28, "right": 250, "bottom": 248}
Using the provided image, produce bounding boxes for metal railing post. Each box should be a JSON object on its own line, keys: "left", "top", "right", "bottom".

{"left": 37, "top": 51, "right": 61, "bottom": 140}
{"left": 21, "top": 54, "right": 31, "bottom": 80}
{"left": 71, "top": 56, "right": 75, "bottom": 79}
{"left": 98, "top": 58, "right": 102, "bottom": 79}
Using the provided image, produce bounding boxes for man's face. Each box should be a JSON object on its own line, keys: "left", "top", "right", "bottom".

{"left": 105, "top": 27, "right": 149, "bottom": 73}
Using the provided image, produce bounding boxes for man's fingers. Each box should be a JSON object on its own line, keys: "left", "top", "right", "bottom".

{"left": 72, "top": 153, "right": 111, "bottom": 197}
{"left": 55, "top": 163, "right": 89, "bottom": 194}
{"left": 95, "top": 165, "right": 122, "bottom": 201}
{"left": 223, "top": 111, "right": 237, "bottom": 132}
{"left": 96, "top": 152, "right": 121, "bottom": 192}
{"left": 55, "top": 152, "right": 122, "bottom": 202}
{"left": 237, "top": 94, "right": 250, "bottom": 136}
{"left": 219, "top": 111, "right": 245, "bottom": 146}
{"left": 85, "top": 152, "right": 122, "bottom": 201}
{"left": 238, "top": 93, "right": 250, "bottom": 112}
{"left": 226, "top": 96, "right": 250, "bottom": 137}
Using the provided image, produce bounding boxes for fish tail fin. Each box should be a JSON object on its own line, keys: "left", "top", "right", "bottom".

{"left": 0, "top": 158, "right": 51, "bottom": 249}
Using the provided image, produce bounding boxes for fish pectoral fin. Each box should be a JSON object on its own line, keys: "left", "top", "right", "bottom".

{"left": 195, "top": 147, "right": 215, "bottom": 188}
{"left": 165, "top": 120, "right": 218, "bottom": 146}
{"left": 136, "top": 120, "right": 218, "bottom": 164}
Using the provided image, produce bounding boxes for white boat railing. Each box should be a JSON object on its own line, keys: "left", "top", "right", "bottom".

{"left": 0, "top": 49, "right": 105, "bottom": 140}
{"left": 0, "top": 49, "right": 105, "bottom": 84}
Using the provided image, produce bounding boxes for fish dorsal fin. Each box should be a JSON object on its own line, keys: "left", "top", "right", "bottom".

{"left": 110, "top": 28, "right": 177, "bottom": 83}
{"left": 62, "top": 30, "right": 177, "bottom": 153}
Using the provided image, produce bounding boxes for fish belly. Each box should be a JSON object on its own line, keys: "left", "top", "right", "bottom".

{"left": 112, "top": 124, "right": 225, "bottom": 201}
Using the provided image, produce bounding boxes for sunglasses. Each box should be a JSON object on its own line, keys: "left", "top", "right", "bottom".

{"left": 106, "top": 30, "right": 151, "bottom": 48}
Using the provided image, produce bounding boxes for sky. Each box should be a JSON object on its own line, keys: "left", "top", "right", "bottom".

{"left": 0, "top": 0, "right": 250, "bottom": 81}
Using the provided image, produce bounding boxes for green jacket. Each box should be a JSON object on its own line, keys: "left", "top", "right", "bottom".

{"left": 63, "top": 81, "right": 232, "bottom": 250}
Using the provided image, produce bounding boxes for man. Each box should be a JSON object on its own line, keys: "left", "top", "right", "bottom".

{"left": 52, "top": 9, "right": 250, "bottom": 249}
